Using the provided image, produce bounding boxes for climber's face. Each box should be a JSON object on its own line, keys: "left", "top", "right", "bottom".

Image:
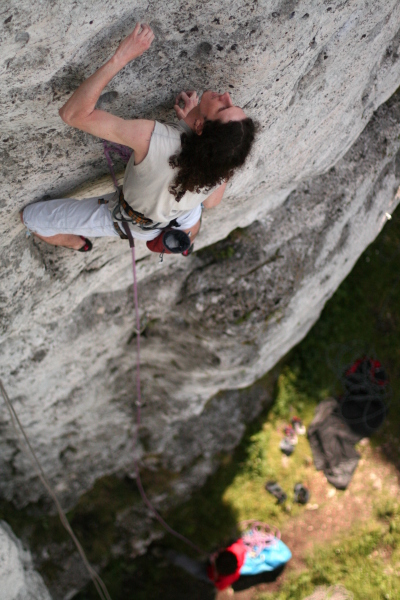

{"left": 199, "top": 90, "right": 246, "bottom": 123}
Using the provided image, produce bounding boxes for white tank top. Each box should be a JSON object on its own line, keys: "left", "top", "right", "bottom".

{"left": 123, "top": 120, "right": 212, "bottom": 228}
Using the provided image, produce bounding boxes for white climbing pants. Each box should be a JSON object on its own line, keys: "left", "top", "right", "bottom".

{"left": 22, "top": 193, "right": 202, "bottom": 241}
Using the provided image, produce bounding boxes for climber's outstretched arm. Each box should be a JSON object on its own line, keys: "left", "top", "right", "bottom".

{"left": 59, "top": 24, "right": 155, "bottom": 161}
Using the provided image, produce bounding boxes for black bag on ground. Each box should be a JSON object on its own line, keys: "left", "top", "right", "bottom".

{"left": 340, "top": 357, "right": 389, "bottom": 437}
{"left": 307, "top": 398, "right": 362, "bottom": 490}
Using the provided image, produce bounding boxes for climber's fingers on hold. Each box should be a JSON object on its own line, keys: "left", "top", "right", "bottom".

{"left": 174, "top": 90, "right": 198, "bottom": 119}
{"left": 184, "top": 91, "right": 199, "bottom": 111}
{"left": 175, "top": 91, "right": 186, "bottom": 103}
{"left": 138, "top": 24, "right": 155, "bottom": 46}
{"left": 175, "top": 90, "right": 198, "bottom": 107}
{"left": 141, "top": 23, "right": 153, "bottom": 36}
{"left": 134, "top": 23, "right": 154, "bottom": 49}
{"left": 116, "top": 23, "right": 154, "bottom": 63}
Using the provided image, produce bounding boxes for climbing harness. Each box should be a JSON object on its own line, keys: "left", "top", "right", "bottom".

{"left": 102, "top": 141, "right": 159, "bottom": 231}
{"left": 112, "top": 188, "right": 159, "bottom": 231}
{"left": 102, "top": 140, "right": 192, "bottom": 262}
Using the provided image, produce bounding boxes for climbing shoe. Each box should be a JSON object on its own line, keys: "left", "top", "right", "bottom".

{"left": 291, "top": 416, "right": 306, "bottom": 435}
{"left": 265, "top": 481, "right": 287, "bottom": 504}
{"left": 279, "top": 437, "right": 295, "bottom": 456}
{"left": 283, "top": 425, "right": 298, "bottom": 445}
{"left": 78, "top": 236, "right": 93, "bottom": 252}
{"left": 294, "top": 483, "right": 310, "bottom": 505}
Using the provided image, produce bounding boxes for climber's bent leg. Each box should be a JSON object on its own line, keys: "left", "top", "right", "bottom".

{"left": 21, "top": 194, "right": 203, "bottom": 248}
{"left": 19, "top": 211, "right": 88, "bottom": 249}
{"left": 30, "top": 231, "right": 89, "bottom": 250}
{"left": 21, "top": 193, "right": 120, "bottom": 242}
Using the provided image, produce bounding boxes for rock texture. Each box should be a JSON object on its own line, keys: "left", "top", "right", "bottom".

{"left": 1, "top": 0, "right": 400, "bottom": 554}
{"left": 0, "top": 521, "right": 52, "bottom": 600}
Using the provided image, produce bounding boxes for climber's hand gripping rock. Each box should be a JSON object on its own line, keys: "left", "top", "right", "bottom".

{"left": 114, "top": 23, "right": 155, "bottom": 66}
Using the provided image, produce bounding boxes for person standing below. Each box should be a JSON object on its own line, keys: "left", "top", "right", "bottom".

{"left": 167, "top": 534, "right": 291, "bottom": 593}
{"left": 21, "top": 23, "right": 256, "bottom": 253}
{"left": 207, "top": 539, "right": 247, "bottom": 591}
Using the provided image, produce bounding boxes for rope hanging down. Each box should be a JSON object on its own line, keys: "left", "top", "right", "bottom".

{"left": 0, "top": 380, "right": 112, "bottom": 600}
{"left": 106, "top": 141, "right": 204, "bottom": 555}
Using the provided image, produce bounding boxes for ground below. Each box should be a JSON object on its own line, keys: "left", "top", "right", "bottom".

{"left": 217, "top": 438, "right": 400, "bottom": 600}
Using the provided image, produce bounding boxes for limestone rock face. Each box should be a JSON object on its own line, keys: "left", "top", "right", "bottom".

{"left": 0, "top": 522, "right": 52, "bottom": 600}
{"left": 1, "top": 0, "right": 400, "bottom": 521}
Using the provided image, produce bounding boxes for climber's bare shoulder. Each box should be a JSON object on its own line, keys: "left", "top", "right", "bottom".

{"left": 61, "top": 109, "right": 155, "bottom": 165}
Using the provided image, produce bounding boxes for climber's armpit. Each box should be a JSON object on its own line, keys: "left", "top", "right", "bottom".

{"left": 61, "top": 110, "right": 155, "bottom": 163}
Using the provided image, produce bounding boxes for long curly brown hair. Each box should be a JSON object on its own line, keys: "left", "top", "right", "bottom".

{"left": 169, "top": 118, "right": 256, "bottom": 201}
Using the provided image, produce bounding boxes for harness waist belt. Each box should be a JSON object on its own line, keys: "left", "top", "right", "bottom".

{"left": 111, "top": 188, "right": 182, "bottom": 240}
{"left": 112, "top": 188, "right": 162, "bottom": 231}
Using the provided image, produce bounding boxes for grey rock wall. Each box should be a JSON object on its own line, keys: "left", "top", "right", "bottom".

{"left": 0, "top": 521, "right": 52, "bottom": 600}
{"left": 1, "top": 0, "right": 400, "bottom": 522}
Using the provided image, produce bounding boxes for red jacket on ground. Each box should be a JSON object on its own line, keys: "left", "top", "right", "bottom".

{"left": 207, "top": 539, "right": 247, "bottom": 590}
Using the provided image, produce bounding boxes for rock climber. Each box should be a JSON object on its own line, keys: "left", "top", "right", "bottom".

{"left": 21, "top": 23, "right": 256, "bottom": 253}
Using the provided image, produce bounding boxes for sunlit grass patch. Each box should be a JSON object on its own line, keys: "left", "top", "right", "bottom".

{"left": 222, "top": 419, "right": 314, "bottom": 528}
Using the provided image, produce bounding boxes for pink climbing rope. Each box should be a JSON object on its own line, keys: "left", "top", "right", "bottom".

{"left": 103, "top": 140, "right": 204, "bottom": 555}
{"left": 240, "top": 520, "right": 280, "bottom": 556}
